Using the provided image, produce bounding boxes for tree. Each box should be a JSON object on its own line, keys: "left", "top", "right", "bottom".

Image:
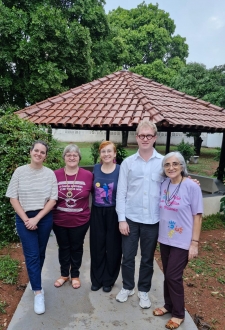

{"left": 0, "top": 0, "right": 111, "bottom": 107}
{"left": 170, "top": 62, "right": 225, "bottom": 155}
{"left": 108, "top": 2, "right": 188, "bottom": 71}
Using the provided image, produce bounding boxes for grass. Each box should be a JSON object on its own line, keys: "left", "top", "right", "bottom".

{"left": 56, "top": 141, "right": 218, "bottom": 177}
{"left": 0, "top": 255, "right": 19, "bottom": 284}
{"left": 0, "top": 301, "right": 7, "bottom": 314}
{"left": 202, "top": 213, "right": 225, "bottom": 231}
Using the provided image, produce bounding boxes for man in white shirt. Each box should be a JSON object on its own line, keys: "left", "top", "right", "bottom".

{"left": 116, "top": 120, "right": 164, "bottom": 309}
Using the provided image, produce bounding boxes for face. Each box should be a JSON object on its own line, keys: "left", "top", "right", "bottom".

{"left": 136, "top": 126, "right": 157, "bottom": 152}
{"left": 163, "top": 156, "right": 183, "bottom": 180}
{"left": 100, "top": 144, "right": 116, "bottom": 164}
{"left": 64, "top": 152, "right": 80, "bottom": 168}
{"left": 30, "top": 143, "right": 47, "bottom": 165}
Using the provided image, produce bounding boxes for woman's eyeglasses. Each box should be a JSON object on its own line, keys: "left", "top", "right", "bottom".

{"left": 163, "top": 162, "right": 182, "bottom": 169}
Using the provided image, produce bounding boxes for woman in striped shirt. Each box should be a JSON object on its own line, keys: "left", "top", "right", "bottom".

{"left": 6, "top": 141, "right": 58, "bottom": 315}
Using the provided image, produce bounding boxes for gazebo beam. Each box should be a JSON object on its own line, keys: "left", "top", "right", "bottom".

{"left": 217, "top": 132, "right": 225, "bottom": 181}
{"left": 165, "top": 131, "right": 171, "bottom": 154}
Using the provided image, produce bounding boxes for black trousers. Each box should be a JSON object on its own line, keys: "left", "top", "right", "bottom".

{"left": 160, "top": 243, "right": 188, "bottom": 319}
{"left": 121, "top": 219, "right": 159, "bottom": 292}
{"left": 53, "top": 222, "right": 89, "bottom": 278}
{"left": 90, "top": 205, "right": 122, "bottom": 287}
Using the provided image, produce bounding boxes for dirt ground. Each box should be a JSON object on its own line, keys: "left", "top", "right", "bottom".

{"left": 0, "top": 229, "right": 225, "bottom": 330}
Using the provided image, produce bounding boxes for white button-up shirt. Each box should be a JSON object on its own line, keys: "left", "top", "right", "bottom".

{"left": 116, "top": 149, "right": 164, "bottom": 224}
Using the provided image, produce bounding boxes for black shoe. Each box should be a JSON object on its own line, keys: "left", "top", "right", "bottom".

{"left": 103, "top": 286, "right": 112, "bottom": 292}
{"left": 91, "top": 284, "right": 101, "bottom": 291}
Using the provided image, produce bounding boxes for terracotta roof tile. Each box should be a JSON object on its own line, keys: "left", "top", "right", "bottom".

{"left": 15, "top": 70, "right": 225, "bottom": 132}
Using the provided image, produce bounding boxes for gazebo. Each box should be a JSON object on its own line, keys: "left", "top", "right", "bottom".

{"left": 15, "top": 70, "right": 225, "bottom": 180}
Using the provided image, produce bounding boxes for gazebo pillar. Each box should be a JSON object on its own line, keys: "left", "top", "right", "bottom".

{"left": 106, "top": 131, "right": 110, "bottom": 140}
{"left": 217, "top": 132, "right": 225, "bottom": 181}
{"left": 165, "top": 131, "right": 171, "bottom": 154}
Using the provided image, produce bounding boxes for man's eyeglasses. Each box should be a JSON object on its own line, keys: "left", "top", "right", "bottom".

{"left": 163, "top": 162, "right": 182, "bottom": 169}
{"left": 137, "top": 134, "right": 155, "bottom": 140}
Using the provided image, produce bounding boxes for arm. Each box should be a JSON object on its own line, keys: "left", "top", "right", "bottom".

{"left": 188, "top": 213, "right": 202, "bottom": 260}
{"left": 10, "top": 198, "right": 29, "bottom": 223}
{"left": 25, "top": 199, "right": 56, "bottom": 230}
{"left": 116, "top": 161, "right": 130, "bottom": 236}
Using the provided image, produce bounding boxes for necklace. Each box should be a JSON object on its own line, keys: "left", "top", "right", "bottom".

{"left": 64, "top": 168, "right": 79, "bottom": 198}
{"left": 165, "top": 176, "right": 183, "bottom": 206}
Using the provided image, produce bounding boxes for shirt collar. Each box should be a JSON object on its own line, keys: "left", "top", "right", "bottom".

{"left": 136, "top": 148, "right": 161, "bottom": 161}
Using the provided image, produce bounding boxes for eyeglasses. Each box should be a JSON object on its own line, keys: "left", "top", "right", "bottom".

{"left": 137, "top": 134, "right": 155, "bottom": 140}
{"left": 163, "top": 162, "right": 182, "bottom": 169}
{"left": 65, "top": 153, "right": 79, "bottom": 158}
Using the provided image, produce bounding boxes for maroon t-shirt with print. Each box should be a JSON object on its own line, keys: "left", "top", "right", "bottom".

{"left": 53, "top": 167, "right": 93, "bottom": 227}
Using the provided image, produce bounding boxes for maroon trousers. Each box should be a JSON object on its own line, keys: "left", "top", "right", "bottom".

{"left": 160, "top": 243, "right": 188, "bottom": 319}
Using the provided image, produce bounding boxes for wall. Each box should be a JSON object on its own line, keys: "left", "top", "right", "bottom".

{"left": 52, "top": 129, "right": 223, "bottom": 148}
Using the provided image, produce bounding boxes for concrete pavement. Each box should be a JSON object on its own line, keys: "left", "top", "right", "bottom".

{"left": 8, "top": 232, "right": 197, "bottom": 330}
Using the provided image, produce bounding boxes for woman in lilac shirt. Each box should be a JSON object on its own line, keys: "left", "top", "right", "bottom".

{"left": 153, "top": 152, "right": 203, "bottom": 329}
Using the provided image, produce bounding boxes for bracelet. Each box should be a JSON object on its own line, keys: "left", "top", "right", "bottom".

{"left": 191, "top": 239, "right": 199, "bottom": 243}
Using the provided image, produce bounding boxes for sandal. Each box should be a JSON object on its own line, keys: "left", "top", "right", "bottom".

{"left": 54, "top": 276, "right": 69, "bottom": 288}
{"left": 165, "top": 318, "right": 184, "bottom": 329}
{"left": 71, "top": 277, "right": 81, "bottom": 289}
{"left": 153, "top": 307, "right": 169, "bottom": 316}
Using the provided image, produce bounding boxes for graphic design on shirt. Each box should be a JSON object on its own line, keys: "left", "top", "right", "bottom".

{"left": 56, "top": 180, "right": 85, "bottom": 212}
{"left": 95, "top": 181, "right": 114, "bottom": 205}
{"left": 168, "top": 220, "right": 183, "bottom": 238}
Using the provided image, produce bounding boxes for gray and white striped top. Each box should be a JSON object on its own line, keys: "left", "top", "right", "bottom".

{"left": 6, "top": 165, "right": 58, "bottom": 212}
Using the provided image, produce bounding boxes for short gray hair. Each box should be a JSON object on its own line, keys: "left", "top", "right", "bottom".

{"left": 62, "top": 144, "right": 82, "bottom": 161}
{"left": 161, "top": 151, "right": 188, "bottom": 177}
{"left": 136, "top": 120, "right": 157, "bottom": 135}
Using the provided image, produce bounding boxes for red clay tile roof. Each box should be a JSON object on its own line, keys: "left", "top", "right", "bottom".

{"left": 15, "top": 70, "right": 225, "bottom": 132}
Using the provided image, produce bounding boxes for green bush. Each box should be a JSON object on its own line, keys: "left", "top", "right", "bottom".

{"left": 0, "top": 114, "right": 64, "bottom": 242}
{"left": 116, "top": 143, "right": 128, "bottom": 165}
{"left": 90, "top": 141, "right": 101, "bottom": 164}
{"left": 177, "top": 139, "right": 195, "bottom": 162}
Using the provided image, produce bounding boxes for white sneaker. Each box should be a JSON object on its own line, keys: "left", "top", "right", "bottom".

{"left": 138, "top": 291, "right": 151, "bottom": 309}
{"left": 34, "top": 293, "right": 45, "bottom": 314}
{"left": 116, "top": 288, "right": 135, "bottom": 302}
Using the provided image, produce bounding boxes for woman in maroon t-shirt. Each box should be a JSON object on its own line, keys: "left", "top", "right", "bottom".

{"left": 53, "top": 144, "right": 93, "bottom": 289}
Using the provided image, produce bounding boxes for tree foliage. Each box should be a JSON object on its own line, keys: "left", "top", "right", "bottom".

{"left": 170, "top": 62, "right": 225, "bottom": 108}
{"left": 0, "top": 112, "right": 64, "bottom": 242}
{"left": 108, "top": 2, "right": 188, "bottom": 83}
{"left": 0, "top": 0, "right": 110, "bottom": 107}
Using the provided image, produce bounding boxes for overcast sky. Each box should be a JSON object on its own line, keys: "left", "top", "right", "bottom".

{"left": 104, "top": 0, "right": 225, "bottom": 69}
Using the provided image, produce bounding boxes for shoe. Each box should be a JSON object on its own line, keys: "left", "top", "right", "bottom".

{"left": 103, "top": 286, "right": 112, "bottom": 292}
{"left": 153, "top": 307, "right": 169, "bottom": 316}
{"left": 116, "top": 288, "right": 135, "bottom": 302}
{"left": 138, "top": 291, "right": 151, "bottom": 309}
{"left": 165, "top": 318, "right": 184, "bottom": 329}
{"left": 71, "top": 278, "right": 81, "bottom": 289}
{"left": 34, "top": 293, "right": 45, "bottom": 315}
{"left": 54, "top": 276, "right": 69, "bottom": 288}
{"left": 91, "top": 284, "right": 102, "bottom": 291}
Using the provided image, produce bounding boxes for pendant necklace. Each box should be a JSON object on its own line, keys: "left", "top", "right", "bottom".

{"left": 165, "top": 176, "right": 183, "bottom": 206}
{"left": 64, "top": 168, "right": 79, "bottom": 198}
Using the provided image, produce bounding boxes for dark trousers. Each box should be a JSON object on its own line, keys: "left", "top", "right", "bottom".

{"left": 160, "top": 243, "right": 188, "bottom": 319}
{"left": 53, "top": 222, "right": 89, "bottom": 278}
{"left": 121, "top": 219, "right": 159, "bottom": 292}
{"left": 16, "top": 210, "right": 53, "bottom": 291}
{"left": 90, "top": 205, "right": 122, "bottom": 287}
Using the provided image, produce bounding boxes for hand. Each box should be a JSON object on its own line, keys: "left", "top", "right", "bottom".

{"left": 119, "top": 221, "right": 130, "bottom": 236}
{"left": 188, "top": 176, "right": 200, "bottom": 186}
{"left": 24, "top": 217, "right": 38, "bottom": 230}
{"left": 188, "top": 242, "right": 198, "bottom": 260}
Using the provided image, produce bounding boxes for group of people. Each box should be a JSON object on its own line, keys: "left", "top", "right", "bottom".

{"left": 6, "top": 120, "right": 203, "bottom": 330}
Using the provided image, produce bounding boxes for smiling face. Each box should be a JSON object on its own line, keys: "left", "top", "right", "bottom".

{"left": 100, "top": 143, "right": 116, "bottom": 165}
{"left": 64, "top": 152, "right": 80, "bottom": 169}
{"left": 30, "top": 143, "right": 47, "bottom": 167}
{"left": 164, "top": 155, "right": 183, "bottom": 183}
{"left": 136, "top": 126, "right": 157, "bottom": 153}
